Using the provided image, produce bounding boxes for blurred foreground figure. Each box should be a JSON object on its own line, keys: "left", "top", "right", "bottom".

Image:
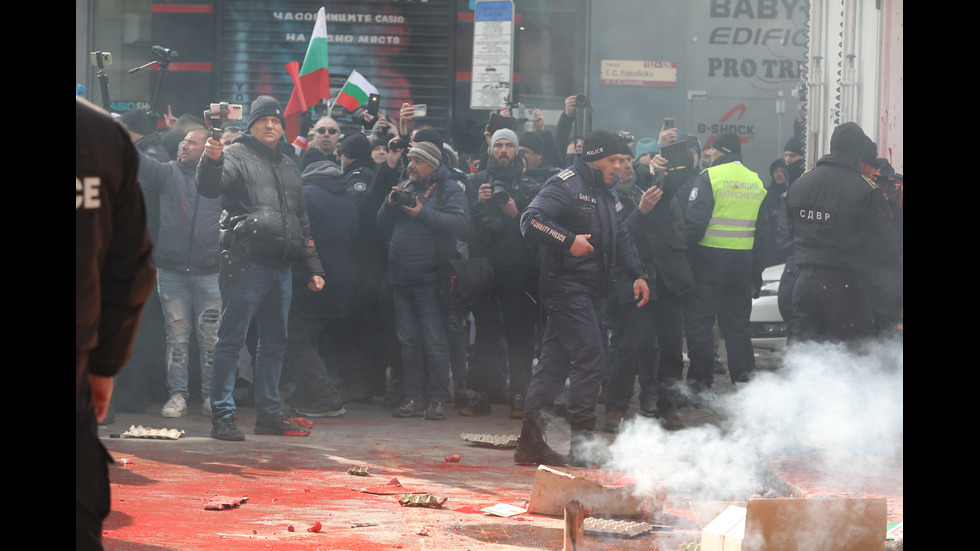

{"left": 785, "top": 122, "right": 899, "bottom": 343}
{"left": 76, "top": 96, "right": 155, "bottom": 550}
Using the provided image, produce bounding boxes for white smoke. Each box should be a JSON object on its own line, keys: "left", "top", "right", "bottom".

{"left": 608, "top": 337, "right": 904, "bottom": 500}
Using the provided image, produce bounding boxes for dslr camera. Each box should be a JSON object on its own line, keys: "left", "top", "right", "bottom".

{"left": 390, "top": 187, "right": 418, "bottom": 207}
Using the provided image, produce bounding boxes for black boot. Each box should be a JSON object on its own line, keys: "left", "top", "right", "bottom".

{"left": 514, "top": 420, "right": 566, "bottom": 466}
{"left": 567, "top": 421, "right": 608, "bottom": 468}
{"left": 459, "top": 391, "right": 490, "bottom": 416}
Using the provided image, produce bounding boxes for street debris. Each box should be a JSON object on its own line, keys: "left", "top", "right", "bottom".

{"left": 122, "top": 425, "right": 184, "bottom": 440}
{"left": 563, "top": 500, "right": 584, "bottom": 551}
{"left": 583, "top": 517, "right": 654, "bottom": 538}
{"left": 204, "top": 496, "right": 248, "bottom": 510}
{"left": 699, "top": 498, "right": 887, "bottom": 551}
{"left": 287, "top": 525, "right": 295, "bottom": 532}
{"left": 347, "top": 465, "right": 371, "bottom": 476}
{"left": 444, "top": 454, "right": 461, "bottom": 462}
{"left": 351, "top": 522, "right": 378, "bottom": 528}
{"left": 460, "top": 432, "right": 519, "bottom": 448}
{"left": 481, "top": 503, "right": 527, "bottom": 517}
{"left": 307, "top": 521, "right": 322, "bottom": 533}
{"left": 416, "top": 527, "right": 429, "bottom": 536}
{"left": 354, "top": 477, "right": 408, "bottom": 495}
{"left": 398, "top": 493, "right": 448, "bottom": 508}
{"left": 527, "top": 465, "right": 664, "bottom": 516}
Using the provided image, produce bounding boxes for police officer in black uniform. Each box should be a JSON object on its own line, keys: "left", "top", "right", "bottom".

{"left": 515, "top": 130, "right": 649, "bottom": 467}
{"left": 785, "top": 122, "right": 899, "bottom": 343}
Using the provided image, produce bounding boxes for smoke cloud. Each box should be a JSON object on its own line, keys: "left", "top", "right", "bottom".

{"left": 608, "top": 337, "right": 904, "bottom": 501}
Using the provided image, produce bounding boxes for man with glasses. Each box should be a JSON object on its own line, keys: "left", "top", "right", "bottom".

{"left": 303, "top": 116, "right": 342, "bottom": 169}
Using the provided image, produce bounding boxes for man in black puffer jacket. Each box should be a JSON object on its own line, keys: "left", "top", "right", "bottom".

{"left": 197, "top": 95, "right": 325, "bottom": 441}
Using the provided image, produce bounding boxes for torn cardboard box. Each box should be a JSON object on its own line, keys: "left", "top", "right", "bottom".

{"left": 526, "top": 465, "right": 665, "bottom": 517}
{"left": 700, "top": 498, "right": 886, "bottom": 551}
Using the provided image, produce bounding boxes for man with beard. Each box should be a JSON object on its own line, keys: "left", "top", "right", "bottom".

{"left": 515, "top": 130, "right": 649, "bottom": 467}
{"left": 462, "top": 129, "right": 541, "bottom": 418}
{"left": 378, "top": 141, "right": 470, "bottom": 421}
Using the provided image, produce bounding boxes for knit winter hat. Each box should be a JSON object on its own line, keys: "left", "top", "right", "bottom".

{"left": 407, "top": 141, "right": 442, "bottom": 168}
{"left": 119, "top": 108, "right": 155, "bottom": 136}
{"left": 413, "top": 128, "right": 443, "bottom": 151}
{"left": 246, "top": 95, "right": 285, "bottom": 131}
{"left": 713, "top": 132, "right": 741, "bottom": 155}
{"left": 784, "top": 134, "right": 804, "bottom": 156}
{"left": 830, "top": 122, "right": 876, "bottom": 163}
{"left": 490, "top": 128, "right": 519, "bottom": 152}
{"left": 634, "top": 137, "right": 660, "bottom": 159}
{"left": 581, "top": 130, "right": 621, "bottom": 162}
{"left": 520, "top": 131, "right": 545, "bottom": 154}
{"left": 337, "top": 133, "right": 372, "bottom": 161}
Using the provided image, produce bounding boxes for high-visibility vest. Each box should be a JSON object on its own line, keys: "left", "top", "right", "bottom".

{"left": 699, "top": 161, "right": 767, "bottom": 250}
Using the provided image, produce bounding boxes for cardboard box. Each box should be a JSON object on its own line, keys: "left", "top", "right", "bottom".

{"left": 700, "top": 498, "right": 887, "bottom": 551}
{"left": 526, "top": 465, "right": 665, "bottom": 517}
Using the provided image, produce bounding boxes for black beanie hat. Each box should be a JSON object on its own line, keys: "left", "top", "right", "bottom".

{"left": 679, "top": 134, "right": 702, "bottom": 160}
{"left": 246, "top": 95, "right": 285, "bottom": 131}
{"left": 337, "top": 133, "right": 372, "bottom": 161}
{"left": 582, "top": 130, "right": 621, "bottom": 162}
{"left": 412, "top": 128, "right": 443, "bottom": 151}
{"left": 784, "top": 134, "right": 804, "bottom": 156}
{"left": 119, "top": 108, "right": 155, "bottom": 136}
{"left": 713, "top": 132, "right": 741, "bottom": 155}
{"left": 520, "top": 131, "right": 545, "bottom": 154}
{"left": 830, "top": 122, "right": 876, "bottom": 163}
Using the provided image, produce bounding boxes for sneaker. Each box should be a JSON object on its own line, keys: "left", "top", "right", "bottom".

{"left": 293, "top": 403, "right": 347, "bottom": 418}
{"left": 255, "top": 415, "right": 311, "bottom": 436}
{"left": 603, "top": 410, "right": 624, "bottom": 433}
{"left": 459, "top": 392, "right": 490, "bottom": 416}
{"left": 392, "top": 400, "right": 425, "bottom": 418}
{"left": 423, "top": 402, "right": 446, "bottom": 421}
{"left": 202, "top": 397, "right": 211, "bottom": 417}
{"left": 161, "top": 394, "right": 187, "bottom": 418}
{"left": 211, "top": 416, "right": 245, "bottom": 441}
{"left": 638, "top": 399, "right": 658, "bottom": 418}
{"left": 509, "top": 394, "right": 524, "bottom": 419}
{"left": 289, "top": 416, "right": 315, "bottom": 430}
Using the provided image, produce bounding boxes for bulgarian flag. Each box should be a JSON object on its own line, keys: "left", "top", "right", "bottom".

{"left": 284, "top": 7, "right": 331, "bottom": 145}
{"left": 334, "top": 70, "right": 379, "bottom": 112}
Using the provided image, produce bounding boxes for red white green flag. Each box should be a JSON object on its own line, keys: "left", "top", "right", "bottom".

{"left": 284, "top": 7, "right": 331, "bottom": 144}
{"left": 334, "top": 70, "right": 379, "bottom": 112}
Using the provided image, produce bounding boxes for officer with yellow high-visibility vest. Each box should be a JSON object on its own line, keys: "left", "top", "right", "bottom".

{"left": 683, "top": 132, "right": 769, "bottom": 398}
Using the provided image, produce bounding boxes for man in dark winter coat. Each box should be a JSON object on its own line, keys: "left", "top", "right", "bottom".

{"left": 197, "top": 95, "right": 325, "bottom": 441}
{"left": 462, "top": 129, "right": 541, "bottom": 418}
{"left": 284, "top": 160, "right": 358, "bottom": 417}
{"left": 515, "top": 130, "right": 650, "bottom": 468}
{"left": 785, "top": 122, "right": 899, "bottom": 343}
{"left": 378, "top": 141, "right": 470, "bottom": 421}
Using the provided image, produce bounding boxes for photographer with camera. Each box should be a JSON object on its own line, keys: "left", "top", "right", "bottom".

{"left": 377, "top": 139, "right": 470, "bottom": 421}
{"left": 461, "top": 129, "right": 541, "bottom": 418}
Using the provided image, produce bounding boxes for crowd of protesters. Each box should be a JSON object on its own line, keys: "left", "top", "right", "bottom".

{"left": 103, "top": 92, "right": 901, "bottom": 455}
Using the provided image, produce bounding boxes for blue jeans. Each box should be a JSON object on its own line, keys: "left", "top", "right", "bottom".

{"left": 157, "top": 269, "right": 221, "bottom": 399}
{"left": 210, "top": 264, "right": 292, "bottom": 423}
{"left": 392, "top": 284, "right": 450, "bottom": 403}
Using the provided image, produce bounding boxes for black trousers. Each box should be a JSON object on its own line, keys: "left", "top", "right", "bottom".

{"left": 789, "top": 266, "right": 874, "bottom": 344}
